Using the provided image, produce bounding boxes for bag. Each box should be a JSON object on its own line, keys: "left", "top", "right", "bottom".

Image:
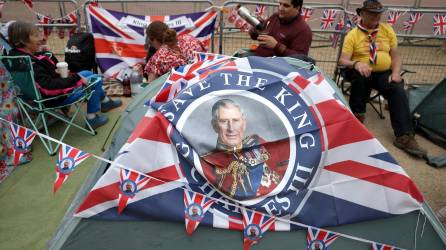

{"left": 64, "top": 32, "right": 97, "bottom": 73}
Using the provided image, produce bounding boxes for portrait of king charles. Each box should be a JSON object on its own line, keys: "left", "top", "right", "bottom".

{"left": 200, "top": 98, "right": 290, "bottom": 201}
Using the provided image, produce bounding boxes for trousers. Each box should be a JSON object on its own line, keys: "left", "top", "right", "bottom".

{"left": 345, "top": 69, "right": 413, "bottom": 137}
{"left": 60, "top": 70, "right": 105, "bottom": 113}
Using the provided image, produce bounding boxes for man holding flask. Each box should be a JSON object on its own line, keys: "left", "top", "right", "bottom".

{"left": 248, "top": 0, "right": 312, "bottom": 57}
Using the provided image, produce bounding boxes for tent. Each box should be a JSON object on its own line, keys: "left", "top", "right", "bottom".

{"left": 48, "top": 58, "right": 446, "bottom": 250}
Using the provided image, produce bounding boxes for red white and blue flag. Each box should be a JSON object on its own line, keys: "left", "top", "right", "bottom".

{"left": 386, "top": 10, "right": 403, "bottom": 26}
{"left": 255, "top": 5, "right": 267, "bottom": 17}
{"left": 241, "top": 207, "right": 275, "bottom": 250}
{"left": 433, "top": 14, "right": 446, "bottom": 36}
{"left": 371, "top": 242, "right": 402, "bottom": 250}
{"left": 403, "top": 12, "right": 423, "bottom": 31}
{"left": 306, "top": 227, "right": 340, "bottom": 250}
{"left": 301, "top": 7, "right": 314, "bottom": 22}
{"left": 76, "top": 56, "right": 423, "bottom": 248}
{"left": 183, "top": 190, "right": 215, "bottom": 235}
{"left": 86, "top": 4, "right": 218, "bottom": 78}
{"left": 54, "top": 144, "right": 91, "bottom": 193}
{"left": 9, "top": 122, "right": 36, "bottom": 166}
{"left": 321, "top": 9, "right": 338, "bottom": 30}
{"left": 117, "top": 168, "right": 151, "bottom": 214}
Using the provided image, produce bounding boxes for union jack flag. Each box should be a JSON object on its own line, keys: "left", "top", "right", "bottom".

{"left": 306, "top": 227, "right": 340, "bottom": 250}
{"left": 9, "top": 122, "right": 36, "bottom": 167}
{"left": 386, "top": 10, "right": 403, "bottom": 26}
{"left": 86, "top": 4, "right": 218, "bottom": 78}
{"left": 147, "top": 54, "right": 231, "bottom": 106}
{"left": 321, "top": 9, "right": 338, "bottom": 30}
{"left": 371, "top": 242, "right": 402, "bottom": 250}
{"left": 117, "top": 168, "right": 151, "bottom": 214}
{"left": 37, "top": 14, "right": 53, "bottom": 39}
{"left": 330, "top": 16, "right": 353, "bottom": 48}
{"left": 75, "top": 56, "right": 423, "bottom": 249}
{"left": 241, "top": 207, "right": 275, "bottom": 250}
{"left": 433, "top": 14, "right": 446, "bottom": 36}
{"left": 183, "top": 190, "right": 215, "bottom": 235}
{"left": 301, "top": 7, "right": 314, "bottom": 22}
{"left": 53, "top": 144, "right": 91, "bottom": 193}
{"left": 255, "top": 5, "right": 266, "bottom": 17}
{"left": 403, "top": 12, "right": 423, "bottom": 31}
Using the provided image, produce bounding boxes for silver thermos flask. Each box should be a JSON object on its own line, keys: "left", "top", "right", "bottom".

{"left": 237, "top": 5, "right": 264, "bottom": 30}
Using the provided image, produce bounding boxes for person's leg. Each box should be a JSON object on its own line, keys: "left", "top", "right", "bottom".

{"left": 345, "top": 69, "right": 371, "bottom": 122}
{"left": 370, "top": 71, "right": 413, "bottom": 136}
{"left": 371, "top": 71, "right": 426, "bottom": 157}
{"left": 77, "top": 70, "right": 108, "bottom": 128}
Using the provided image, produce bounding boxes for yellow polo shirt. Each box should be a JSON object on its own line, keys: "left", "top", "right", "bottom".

{"left": 342, "top": 23, "right": 398, "bottom": 72}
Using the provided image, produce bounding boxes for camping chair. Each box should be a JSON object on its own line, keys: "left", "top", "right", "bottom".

{"left": 0, "top": 55, "right": 98, "bottom": 155}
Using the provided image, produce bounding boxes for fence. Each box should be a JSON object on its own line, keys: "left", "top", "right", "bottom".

{"left": 1, "top": 0, "right": 445, "bottom": 84}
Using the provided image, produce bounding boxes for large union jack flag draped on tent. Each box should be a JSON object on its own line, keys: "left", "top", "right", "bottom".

{"left": 9, "top": 123, "right": 36, "bottom": 166}
{"left": 75, "top": 56, "right": 423, "bottom": 248}
{"left": 86, "top": 4, "right": 218, "bottom": 78}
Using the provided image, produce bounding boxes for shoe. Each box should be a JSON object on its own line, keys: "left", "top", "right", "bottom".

{"left": 354, "top": 113, "right": 366, "bottom": 123}
{"left": 86, "top": 114, "right": 109, "bottom": 129}
{"left": 393, "top": 134, "right": 427, "bottom": 158}
{"left": 101, "top": 98, "right": 122, "bottom": 113}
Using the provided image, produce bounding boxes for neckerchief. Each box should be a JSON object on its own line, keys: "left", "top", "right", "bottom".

{"left": 357, "top": 22, "right": 379, "bottom": 64}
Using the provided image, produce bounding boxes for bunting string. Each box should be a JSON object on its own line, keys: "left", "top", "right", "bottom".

{"left": 0, "top": 116, "right": 414, "bottom": 250}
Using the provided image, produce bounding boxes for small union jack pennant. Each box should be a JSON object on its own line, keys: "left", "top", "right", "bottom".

{"left": 37, "top": 14, "right": 53, "bottom": 39}
{"left": 53, "top": 144, "right": 91, "bottom": 193}
{"left": 241, "top": 208, "right": 275, "bottom": 250}
{"left": 330, "top": 16, "right": 351, "bottom": 48}
{"left": 183, "top": 190, "right": 215, "bottom": 235}
{"left": 371, "top": 242, "right": 402, "bottom": 250}
{"left": 386, "top": 10, "right": 403, "bottom": 26}
{"left": 403, "top": 12, "right": 423, "bottom": 31}
{"left": 227, "top": 7, "right": 238, "bottom": 23}
{"left": 306, "top": 227, "right": 340, "bottom": 250}
{"left": 118, "top": 168, "right": 151, "bottom": 214}
{"left": 255, "top": 4, "right": 266, "bottom": 17}
{"left": 433, "top": 14, "right": 446, "bottom": 36}
{"left": 67, "top": 12, "right": 78, "bottom": 36}
{"left": 321, "top": 9, "right": 338, "bottom": 30}
{"left": 9, "top": 122, "right": 36, "bottom": 166}
{"left": 301, "top": 7, "right": 314, "bottom": 22}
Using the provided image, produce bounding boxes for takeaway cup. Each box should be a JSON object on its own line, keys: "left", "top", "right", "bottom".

{"left": 56, "top": 62, "right": 69, "bottom": 78}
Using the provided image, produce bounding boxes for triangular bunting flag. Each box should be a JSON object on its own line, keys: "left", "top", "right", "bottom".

{"left": 371, "top": 242, "right": 402, "bottom": 250}
{"left": 301, "top": 7, "right": 314, "bottom": 22}
{"left": 307, "top": 227, "right": 340, "bottom": 250}
{"left": 117, "top": 168, "right": 151, "bottom": 214}
{"left": 321, "top": 9, "right": 338, "bottom": 29}
{"left": 8, "top": 122, "right": 36, "bottom": 166}
{"left": 433, "top": 14, "right": 446, "bottom": 36}
{"left": 386, "top": 10, "right": 403, "bottom": 26}
{"left": 183, "top": 190, "right": 215, "bottom": 235}
{"left": 53, "top": 144, "right": 91, "bottom": 193}
{"left": 241, "top": 208, "right": 275, "bottom": 250}
{"left": 22, "top": 0, "right": 32, "bottom": 9}
{"left": 403, "top": 12, "right": 423, "bottom": 31}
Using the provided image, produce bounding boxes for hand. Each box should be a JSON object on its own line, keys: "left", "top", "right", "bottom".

{"left": 257, "top": 35, "right": 278, "bottom": 49}
{"left": 354, "top": 61, "right": 372, "bottom": 78}
{"left": 389, "top": 72, "right": 402, "bottom": 83}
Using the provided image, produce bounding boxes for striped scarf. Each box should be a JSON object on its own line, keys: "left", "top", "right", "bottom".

{"left": 357, "top": 23, "right": 379, "bottom": 65}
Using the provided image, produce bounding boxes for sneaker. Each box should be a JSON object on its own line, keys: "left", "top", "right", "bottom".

{"left": 393, "top": 134, "right": 427, "bottom": 158}
{"left": 86, "top": 114, "right": 109, "bottom": 129}
{"left": 354, "top": 113, "right": 366, "bottom": 123}
{"left": 101, "top": 98, "right": 122, "bottom": 113}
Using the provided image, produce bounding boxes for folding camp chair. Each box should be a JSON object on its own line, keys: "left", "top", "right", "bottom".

{"left": 0, "top": 55, "right": 98, "bottom": 155}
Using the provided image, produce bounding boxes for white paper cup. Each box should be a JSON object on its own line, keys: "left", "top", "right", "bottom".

{"left": 56, "top": 62, "right": 69, "bottom": 78}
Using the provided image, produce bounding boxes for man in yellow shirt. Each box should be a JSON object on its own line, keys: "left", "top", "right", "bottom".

{"left": 339, "top": 0, "right": 426, "bottom": 157}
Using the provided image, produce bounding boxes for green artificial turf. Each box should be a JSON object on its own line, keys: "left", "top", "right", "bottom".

{"left": 0, "top": 111, "right": 121, "bottom": 250}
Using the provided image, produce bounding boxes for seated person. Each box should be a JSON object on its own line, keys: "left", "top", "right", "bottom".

{"left": 338, "top": 0, "right": 426, "bottom": 157}
{"left": 7, "top": 21, "right": 121, "bottom": 129}
{"left": 144, "top": 21, "right": 206, "bottom": 83}
{"left": 248, "top": 0, "right": 312, "bottom": 57}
